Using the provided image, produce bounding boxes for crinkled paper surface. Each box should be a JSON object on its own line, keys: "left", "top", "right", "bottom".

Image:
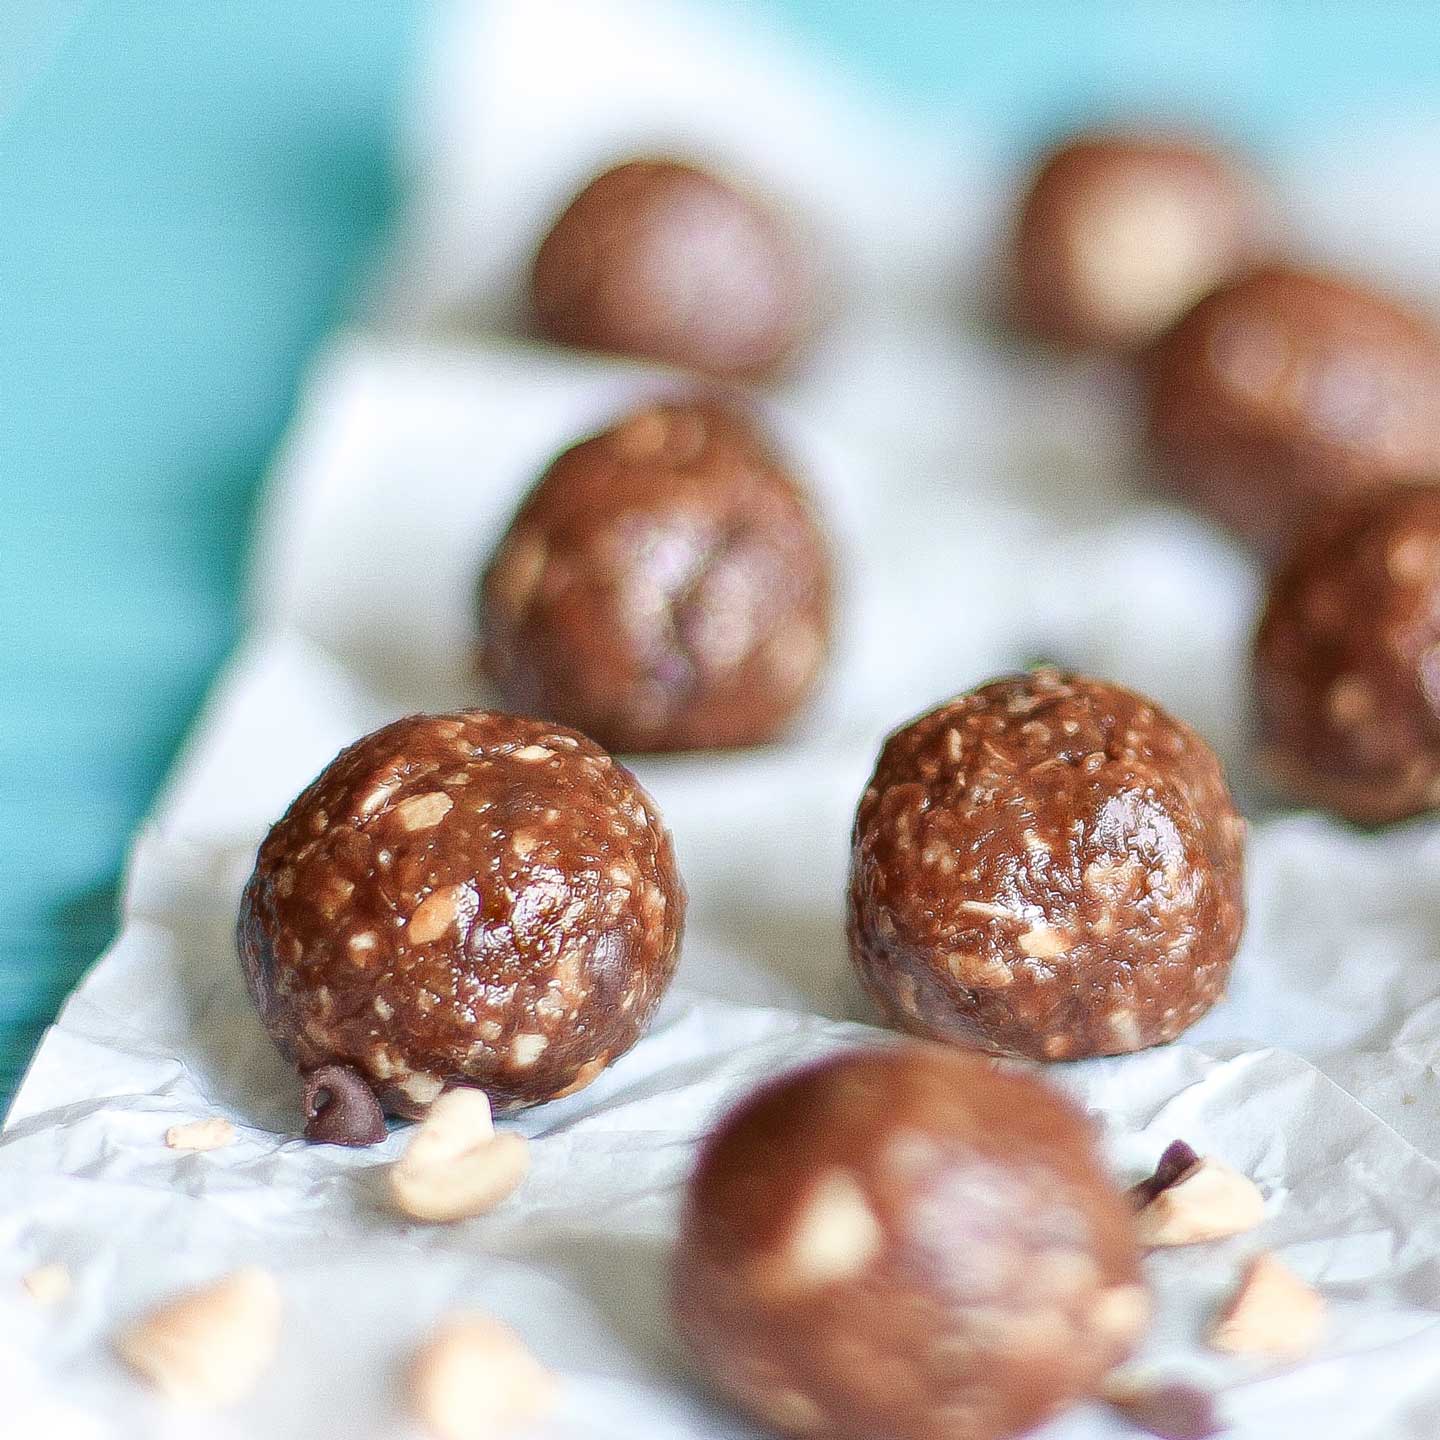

{"left": 5, "top": 3, "right": 1440, "bottom": 1435}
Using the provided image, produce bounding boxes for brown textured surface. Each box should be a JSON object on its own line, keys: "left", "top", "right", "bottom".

{"left": 847, "top": 670, "right": 1245, "bottom": 1061}
{"left": 1254, "top": 485, "right": 1440, "bottom": 825}
{"left": 1012, "top": 132, "right": 1265, "bottom": 352}
{"left": 530, "top": 158, "right": 814, "bottom": 379}
{"left": 478, "top": 399, "right": 833, "bottom": 754}
{"left": 237, "top": 711, "right": 684, "bottom": 1117}
{"left": 671, "top": 1044, "right": 1147, "bottom": 1440}
{"left": 1145, "top": 264, "right": 1440, "bottom": 554}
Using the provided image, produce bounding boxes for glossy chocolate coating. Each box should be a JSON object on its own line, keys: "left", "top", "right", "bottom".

{"left": 672, "top": 1044, "right": 1148, "bottom": 1440}
{"left": 478, "top": 399, "right": 833, "bottom": 754}
{"left": 1146, "top": 265, "right": 1440, "bottom": 554}
{"left": 1014, "top": 132, "right": 1265, "bottom": 351}
{"left": 848, "top": 670, "right": 1245, "bottom": 1061}
{"left": 238, "top": 711, "right": 684, "bottom": 1118}
{"left": 1254, "top": 485, "right": 1440, "bottom": 825}
{"left": 530, "top": 158, "right": 814, "bottom": 379}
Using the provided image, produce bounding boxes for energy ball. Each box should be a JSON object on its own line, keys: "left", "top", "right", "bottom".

{"left": 530, "top": 158, "right": 816, "bottom": 379}
{"left": 478, "top": 399, "right": 833, "bottom": 754}
{"left": 848, "top": 670, "right": 1245, "bottom": 1061}
{"left": 671, "top": 1044, "right": 1148, "bottom": 1440}
{"left": 237, "top": 711, "right": 684, "bottom": 1125}
{"left": 1146, "top": 264, "right": 1440, "bottom": 554}
{"left": 1012, "top": 132, "right": 1266, "bottom": 351}
{"left": 1254, "top": 485, "right": 1440, "bottom": 825}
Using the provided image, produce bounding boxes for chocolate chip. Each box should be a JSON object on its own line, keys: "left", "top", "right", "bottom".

{"left": 302, "top": 1065, "right": 387, "bottom": 1146}
{"left": 1109, "top": 1381, "right": 1225, "bottom": 1439}
{"left": 1129, "top": 1139, "right": 1202, "bottom": 1209}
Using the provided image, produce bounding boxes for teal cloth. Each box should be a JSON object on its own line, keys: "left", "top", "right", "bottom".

{"left": 4, "top": 1, "right": 1439, "bottom": 1111}
{"left": 0, "top": 1, "right": 420, "bottom": 1104}
{"left": 769, "top": 2, "right": 1440, "bottom": 148}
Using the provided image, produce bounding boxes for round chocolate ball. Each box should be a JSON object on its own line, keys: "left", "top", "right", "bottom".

{"left": 478, "top": 399, "right": 834, "bottom": 754}
{"left": 671, "top": 1043, "right": 1148, "bottom": 1440}
{"left": 1254, "top": 485, "right": 1440, "bottom": 825}
{"left": 529, "top": 158, "right": 815, "bottom": 379}
{"left": 1146, "top": 264, "right": 1440, "bottom": 554}
{"left": 848, "top": 669, "right": 1245, "bottom": 1061}
{"left": 237, "top": 711, "right": 685, "bottom": 1122}
{"left": 1012, "top": 131, "right": 1265, "bottom": 351}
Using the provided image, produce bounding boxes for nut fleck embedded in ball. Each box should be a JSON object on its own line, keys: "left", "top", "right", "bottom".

{"left": 671, "top": 1044, "right": 1147, "bottom": 1440}
{"left": 530, "top": 158, "right": 816, "bottom": 379}
{"left": 1013, "top": 132, "right": 1266, "bottom": 352}
{"left": 237, "top": 711, "right": 685, "bottom": 1118}
{"left": 1254, "top": 485, "right": 1440, "bottom": 825}
{"left": 848, "top": 670, "right": 1245, "bottom": 1061}
{"left": 1146, "top": 264, "right": 1440, "bottom": 554}
{"left": 478, "top": 399, "right": 834, "bottom": 754}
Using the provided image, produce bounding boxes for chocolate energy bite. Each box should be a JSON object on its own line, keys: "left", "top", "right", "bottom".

{"left": 1146, "top": 264, "right": 1440, "bottom": 554}
{"left": 848, "top": 670, "right": 1245, "bottom": 1061}
{"left": 672, "top": 1044, "right": 1148, "bottom": 1440}
{"left": 1254, "top": 485, "right": 1440, "bottom": 825}
{"left": 530, "top": 158, "right": 816, "bottom": 379}
{"left": 237, "top": 711, "right": 684, "bottom": 1128}
{"left": 478, "top": 399, "right": 833, "bottom": 754}
{"left": 1013, "top": 131, "right": 1266, "bottom": 351}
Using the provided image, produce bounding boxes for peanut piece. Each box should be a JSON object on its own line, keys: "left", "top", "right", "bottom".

{"left": 114, "top": 1268, "right": 281, "bottom": 1406}
{"left": 395, "top": 791, "right": 454, "bottom": 831}
{"left": 22, "top": 1263, "right": 72, "bottom": 1306}
{"left": 1134, "top": 1157, "right": 1264, "bottom": 1247}
{"left": 412, "top": 1313, "right": 557, "bottom": 1440}
{"left": 389, "top": 1088, "right": 529, "bottom": 1223}
{"left": 165, "top": 1117, "right": 237, "bottom": 1152}
{"left": 1208, "top": 1253, "right": 1325, "bottom": 1361}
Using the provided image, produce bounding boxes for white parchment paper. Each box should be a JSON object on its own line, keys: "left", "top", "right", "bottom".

{"left": 5, "top": 3, "right": 1440, "bottom": 1436}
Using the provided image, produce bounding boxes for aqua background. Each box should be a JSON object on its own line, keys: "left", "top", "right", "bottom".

{"left": 4, "top": 1, "right": 1439, "bottom": 1107}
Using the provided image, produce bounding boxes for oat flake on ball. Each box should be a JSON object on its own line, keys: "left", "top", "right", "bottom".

{"left": 478, "top": 398, "right": 833, "bottom": 754}
{"left": 671, "top": 1044, "right": 1148, "bottom": 1440}
{"left": 847, "top": 670, "right": 1245, "bottom": 1061}
{"left": 237, "top": 711, "right": 684, "bottom": 1126}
